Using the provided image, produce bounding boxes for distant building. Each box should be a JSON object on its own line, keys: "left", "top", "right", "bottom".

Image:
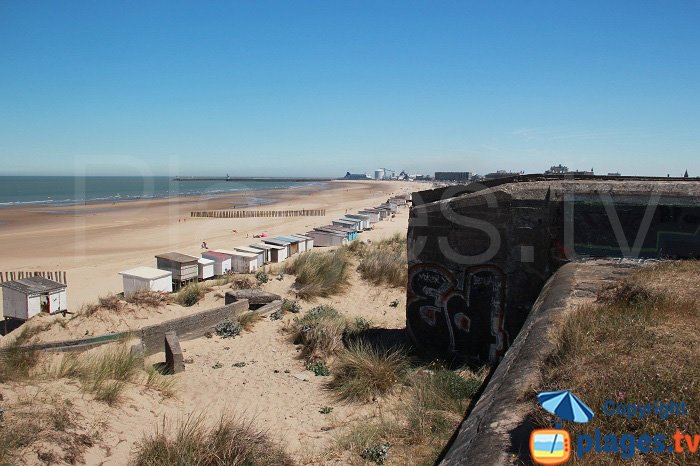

{"left": 374, "top": 169, "right": 385, "bottom": 180}
{"left": 545, "top": 164, "right": 569, "bottom": 174}
{"left": 608, "top": 172, "right": 622, "bottom": 176}
{"left": 434, "top": 171, "right": 471, "bottom": 182}
{"left": 343, "top": 171, "right": 371, "bottom": 180}
{"left": 684, "top": 170, "right": 689, "bottom": 178}
{"left": 544, "top": 165, "right": 594, "bottom": 176}
{"left": 414, "top": 174, "right": 432, "bottom": 181}
{"left": 484, "top": 170, "right": 521, "bottom": 180}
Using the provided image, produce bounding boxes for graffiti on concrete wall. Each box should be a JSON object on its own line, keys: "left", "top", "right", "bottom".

{"left": 406, "top": 263, "right": 506, "bottom": 362}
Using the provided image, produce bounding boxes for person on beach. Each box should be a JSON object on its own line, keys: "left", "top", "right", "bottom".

{"left": 201, "top": 241, "right": 208, "bottom": 249}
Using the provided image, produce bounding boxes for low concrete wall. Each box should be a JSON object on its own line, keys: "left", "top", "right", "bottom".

{"left": 2, "top": 300, "right": 250, "bottom": 356}
{"left": 439, "top": 260, "right": 641, "bottom": 465}
{"left": 140, "top": 300, "right": 249, "bottom": 356}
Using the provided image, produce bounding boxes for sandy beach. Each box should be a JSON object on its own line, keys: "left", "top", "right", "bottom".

{"left": 0, "top": 179, "right": 427, "bottom": 465}
{"left": 0, "top": 180, "right": 419, "bottom": 312}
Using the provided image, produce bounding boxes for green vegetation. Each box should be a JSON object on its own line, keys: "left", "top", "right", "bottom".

{"left": 255, "top": 270, "right": 269, "bottom": 284}
{"left": 539, "top": 261, "right": 700, "bottom": 465}
{"left": 132, "top": 414, "right": 293, "bottom": 466}
{"left": 306, "top": 360, "right": 330, "bottom": 377}
{"left": 291, "top": 305, "right": 347, "bottom": 362}
{"left": 281, "top": 298, "right": 301, "bottom": 314}
{"left": 328, "top": 341, "right": 410, "bottom": 402}
{"left": 175, "top": 282, "right": 209, "bottom": 307}
{"left": 215, "top": 319, "right": 242, "bottom": 338}
{"left": 285, "top": 249, "right": 351, "bottom": 299}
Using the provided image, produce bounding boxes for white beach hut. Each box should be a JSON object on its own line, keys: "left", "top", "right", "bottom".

{"left": 198, "top": 258, "right": 215, "bottom": 281}
{"left": 234, "top": 246, "right": 265, "bottom": 268}
{"left": 290, "top": 234, "right": 314, "bottom": 251}
{"left": 1, "top": 277, "right": 68, "bottom": 320}
{"left": 212, "top": 249, "right": 259, "bottom": 273}
{"left": 250, "top": 242, "right": 287, "bottom": 263}
{"left": 307, "top": 229, "right": 347, "bottom": 247}
{"left": 359, "top": 209, "right": 381, "bottom": 224}
{"left": 202, "top": 251, "right": 233, "bottom": 276}
{"left": 262, "top": 238, "right": 292, "bottom": 258}
{"left": 119, "top": 267, "right": 173, "bottom": 296}
{"left": 344, "top": 215, "right": 370, "bottom": 230}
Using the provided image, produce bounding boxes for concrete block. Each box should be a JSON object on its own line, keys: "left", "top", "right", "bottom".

{"left": 164, "top": 331, "right": 184, "bottom": 374}
{"left": 225, "top": 289, "right": 281, "bottom": 306}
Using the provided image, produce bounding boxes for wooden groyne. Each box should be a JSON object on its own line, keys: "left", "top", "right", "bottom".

{"left": 190, "top": 209, "right": 326, "bottom": 218}
{"left": 0, "top": 271, "right": 67, "bottom": 285}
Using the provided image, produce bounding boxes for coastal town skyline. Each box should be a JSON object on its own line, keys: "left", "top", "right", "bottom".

{"left": 2, "top": 1, "right": 699, "bottom": 178}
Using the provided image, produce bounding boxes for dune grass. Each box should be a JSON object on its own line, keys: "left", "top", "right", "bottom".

{"left": 291, "top": 305, "right": 348, "bottom": 362}
{"left": 538, "top": 261, "right": 700, "bottom": 465}
{"left": 174, "top": 282, "right": 210, "bottom": 307}
{"left": 53, "top": 344, "right": 143, "bottom": 405}
{"left": 0, "top": 326, "right": 43, "bottom": 383}
{"left": 333, "top": 363, "right": 486, "bottom": 465}
{"left": 238, "top": 311, "right": 263, "bottom": 331}
{"left": 133, "top": 414, "right": 293, "bottom": 466}
{"left": 328, "top": 341, "right": 410, "bottom": 402}
{"left": 355, "top": 233, "right": 407, "bottom": 288}
{"left": 285, "top": 249, "right": 351, "bottom": 299}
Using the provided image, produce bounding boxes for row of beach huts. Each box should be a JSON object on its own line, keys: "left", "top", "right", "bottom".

{"left": 1, "top": 194, "right": 411, "bottom": 322}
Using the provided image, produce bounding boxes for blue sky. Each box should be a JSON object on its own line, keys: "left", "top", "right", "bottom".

{"left": 1, "top": 1, "right": 698, "bottom": 177}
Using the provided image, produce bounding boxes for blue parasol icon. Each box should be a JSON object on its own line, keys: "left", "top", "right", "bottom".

{"left": 537, "top": 390, "right": 594, "bottom": 423}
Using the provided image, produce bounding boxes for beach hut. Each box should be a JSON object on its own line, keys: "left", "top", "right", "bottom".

{"left": 345, "top": 214, "right": 371, "bottom": 230}
{"left": 212, "top": 249, "right": 259, "bottom": 273}
{"left": 263, "top": 238, "right": 293, "bottom": 257}
{"left": 119, "top": 267, "right": 173, "bottom": 296}
{"left": 247, "top": 243, "right": 271, "bottom": 263}
{"left": 317, "top": 225, "right": 357, "bottom": 241}
{"left": 290, "top": 234, "right": 314, "bottom": 251}
{"left": 1, "top": 277, "right": 68, "bottom": 320}
{"left": 343, "top": 215, "right": 369, "bottom": 230}
{"left": 250, "top": 242, "right": 287, "bottom": 263}
{"left": 358, "top": 209, "right": 381, "bottom": 224}
{"left": 265, "top": 238, "right": 295, "bottom": 257}
{"left": 202, "top": 251, "right": 233, "bottom": 275}
{"left": 307, "top": 229, "right": 347, "bottom": 247}
{"left": 198, "top": 258, "right": 215, "bottom": 281}
{"left": 378, "top": 202, "right": 398, "bottom": 213}
{"left": 234, "top": 246, "right": 265, "bottom": 268}
{"left": 374, "top": 207, "right": 391, "bottom": 219}
{"left": 332, "top": 219, "right": 360, "bottom": 232}
{"left": 155, "top": 252, "right": 199, "bottom": 287}
{"left": 275, "top": 235, "right": 305, "bottom": 254}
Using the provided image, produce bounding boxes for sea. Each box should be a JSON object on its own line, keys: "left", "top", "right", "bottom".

{"left": 0, "top": 176, "right": 320, "bottom": 208}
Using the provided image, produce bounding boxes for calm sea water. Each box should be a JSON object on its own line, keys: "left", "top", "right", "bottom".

{"left": 0, "top": 176, "right": 318, "bottom": 207}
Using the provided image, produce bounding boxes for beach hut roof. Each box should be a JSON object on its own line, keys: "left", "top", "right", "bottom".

{"left": 202, "top": 251, "right": 231, "bottom": 261}
{"left": 320, "top": 225, "right": 353, "bottom": 232}
{"left": 276, "top": 235, "right": 302, "bottom": 243}
{"left": 250, "top": 242, "right": 284, "bottom": 250}
{"left": 0, "top": 276, "right": 66, "bottom": 295}
{"left": 333, "top": 219, "right": 356, "bottom": 225}
{"left": 234, "top": 246, "right": 264, "bottom": 254}
{"left": 198, "top": 258, "right": 215, "bottom": 265}
{"left": 155, "top": 252, "right": 199, "bottom": 264}
{"left": 119, "top": 266, "right": 172, "bottom": 280}
{"left": 214, "top": 249, "right": 258, "bottom": 258}
{"left": 264, "top": 238, "right": 291, "bottom": 246}
{"left": 289, "top": 234, "right": 313, "bottom": 240}
{"left": 312, "top": 228, "right": 345, "bottom": 236}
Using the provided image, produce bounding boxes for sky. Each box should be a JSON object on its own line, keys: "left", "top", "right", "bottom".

{"left": 0, "top": 1, "right": 698, "bottom": 177}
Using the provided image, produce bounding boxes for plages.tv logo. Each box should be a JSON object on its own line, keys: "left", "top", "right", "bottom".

{"left": 530, "top": 390, "right": 594, "bottom": 465}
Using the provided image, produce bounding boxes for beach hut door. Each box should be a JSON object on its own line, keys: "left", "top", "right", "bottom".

{"left": 40, "top": 295, "right": 50, "bottom": 313}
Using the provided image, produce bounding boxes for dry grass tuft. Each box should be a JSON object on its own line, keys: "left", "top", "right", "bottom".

{"left": 356, "top": 233, "right": 407, "bottom": 288}
{"left": 133, "top": 414, "right": 293, "bottom": 466}
{"left": 125, "top": 290, "right": 171, "bottom": 308}
{"left": 0, "top": 327, "right": 41, "bottom": 382}
{"left": 238, "top": 311, "right": 263, "bottom": 331}
{"left": 286, "top": 249, "right": 351, "bottom": 299}
{"left": 53, "top": 344, "right": 142, "bottom": 405}
{"left": 328, "top": 341, "right": 410, "bottom": 402}
{"left": 145, "top": 366, "right": 178, "bottom": 398}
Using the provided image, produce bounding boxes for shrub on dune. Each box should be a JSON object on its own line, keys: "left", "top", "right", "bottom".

{"left": 286, "top": 249, "right": 350, "bottom": 299}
